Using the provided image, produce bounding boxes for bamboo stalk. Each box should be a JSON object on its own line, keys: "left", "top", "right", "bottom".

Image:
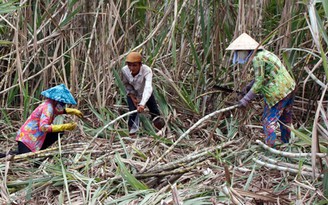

{"left": 74, "top": 110, "right": 138, "bottom": 163}
{"left": 1, "top": 1, "right": 327, "bottom": 203}
{"left": 304, "top": 62, "right": 325, "bottom": 89}
{"left": 255, "top": 140, "right": 327, "bottom": 158}
{"left": 0, "top": 36, "right": 85, "bottom": 95}
{"left": 149, "top": 140, "right": 235, "bottom": 172}
{"left": 233, "top": 188, "right": 289, "bottom": 204}
{"left": 131, "top": 0, "right": 174, "bottom": 56}
{"left": 260, "top": 155, "right": 316, "bottom": 173}
{"left": 146, "top": 104, "right": 240, "bottom": 171}
{"left": 221, "top": 184, "right": 243, "bottom": 205}
{"left": 135, "top": 165, "right": 195, "bottom": 179}
{"left": 311, "top": 84, "right": 327, "bottom": 178}
{"left": 171, "top": 183, "right": 183, "bottom": 205}
{"left": 78, "top": 1, "right": 102, "bottom": 102}
{"left": 0, "top": 143, "right": 87, "bottom": 162}
{"left": 253, "top": 158, "right": 323, "bottom": 178}
{"left": 14, "top": 9, "right": 24, "bottom": 111}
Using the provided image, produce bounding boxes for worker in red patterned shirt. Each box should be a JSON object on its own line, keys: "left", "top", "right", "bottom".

{"left": 16, "top": 84, "right": 83, "bottom": 154}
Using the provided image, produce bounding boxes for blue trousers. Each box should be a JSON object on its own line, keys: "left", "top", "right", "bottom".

{"left": 262, "top": 91, "right": 295, "bottom": 147}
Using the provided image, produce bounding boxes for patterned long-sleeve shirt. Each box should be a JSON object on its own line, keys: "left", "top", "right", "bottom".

{"left": 121, "top": 64, "right": 153, "bottom": 106}
{"left": 16, "top": 99, "right": 65, "bottom": 152}
{"left": 251, "top": 50, "right": 296, "bottom": 107}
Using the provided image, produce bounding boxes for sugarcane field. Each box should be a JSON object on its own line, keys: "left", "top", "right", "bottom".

{"left": 0, "top": 0, "right": 328, "bottom": 204}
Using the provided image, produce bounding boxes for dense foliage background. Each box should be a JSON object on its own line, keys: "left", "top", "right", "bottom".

{"left": 0, "top": 0, "right": 327, "bottom": 204}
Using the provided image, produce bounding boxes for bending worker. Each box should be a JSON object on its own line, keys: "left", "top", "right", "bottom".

{"left": 16, "top": 84, "right": 83, "bottom": 154}
{"left": 121, "top": 51, "right": 163, "bottom": 136}
{"left": 226, "top": 33, "right": 296, "bottom": 147}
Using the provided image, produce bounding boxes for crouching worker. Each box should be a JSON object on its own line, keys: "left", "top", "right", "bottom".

{"left": 121, "top": 51, "right": 164, "bottom": 136}
{"left": 226, "top": 33, "right": 296, "bottom": 147}
{"left": 16, "top": 84, "right": 83, "bottom": 154}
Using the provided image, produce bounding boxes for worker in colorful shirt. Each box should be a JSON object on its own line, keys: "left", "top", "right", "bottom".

{"left": 226, "top": 33, "right": 296, "bottom": 147}
{"left": 121, "top": 52, "right": 164, "bottom": 136}
{"left": 16, "top": 84, "right": 83, "bottom": 153}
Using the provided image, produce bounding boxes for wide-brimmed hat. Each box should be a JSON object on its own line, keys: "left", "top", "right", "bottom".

{"left": 41, "top": 84, "right": 77, "bottom": 105}
{"left": 226, "top": 33, "right": 264, "bottom": 50}
{"left": 126, "top": 52, "right": 142, "bottom": 63}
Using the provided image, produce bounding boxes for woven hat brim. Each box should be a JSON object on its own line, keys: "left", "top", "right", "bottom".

{"left": 226, "top": 33, "right": 264, "bottom": 50}
{"left": 41, "top": 84, "right": 77, "bottom": 105}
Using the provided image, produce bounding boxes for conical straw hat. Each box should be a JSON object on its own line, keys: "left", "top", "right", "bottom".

{"left": 41, "top": 84, "right": 77, "bottom": 105}
{"left": 226, "top": 33, "right": 264, "bottom": 50}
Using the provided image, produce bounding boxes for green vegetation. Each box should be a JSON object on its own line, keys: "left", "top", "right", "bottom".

{"left": 0, "top": 0, "right": 327, "bottom": 204}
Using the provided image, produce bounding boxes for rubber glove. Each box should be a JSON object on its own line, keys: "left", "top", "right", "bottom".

{"left": 239, "top": 90, "right": 256, "bottom": 107}
{"left": 65, "top": 108, "right": 83, "bottom": 118}
{"left": 51, "top": 122, "right": 77, "bottom": 132}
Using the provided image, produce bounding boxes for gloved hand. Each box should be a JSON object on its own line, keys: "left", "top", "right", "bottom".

{"left": 239, "top": 90, "right": 256, "bottom": 107}
{"left": 65, "top": 108, "right": 83, "bottom": 118}
{"left": 51, "top": 122, "right": 77, "bottom": 132}
{"left": 137, "top": 105, "right": 145, "bottom": 113}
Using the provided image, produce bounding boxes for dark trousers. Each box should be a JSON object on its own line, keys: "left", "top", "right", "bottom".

{"left": 127, "top": 94, "right": 160, "bottom": 128}
{"left": 18, "top": 132, "right": 64, "bottom": 154}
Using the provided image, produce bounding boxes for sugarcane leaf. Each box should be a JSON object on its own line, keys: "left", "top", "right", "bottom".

{"left": 115, "top": 154, "right": 148, "bottom": 190}
{"left": 291, "top": 128, "right": 327, "bottom": 153}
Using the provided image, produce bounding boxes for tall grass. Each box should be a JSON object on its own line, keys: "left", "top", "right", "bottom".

{"left": 0, "top": 0, "right": 327, "bottom": 204}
